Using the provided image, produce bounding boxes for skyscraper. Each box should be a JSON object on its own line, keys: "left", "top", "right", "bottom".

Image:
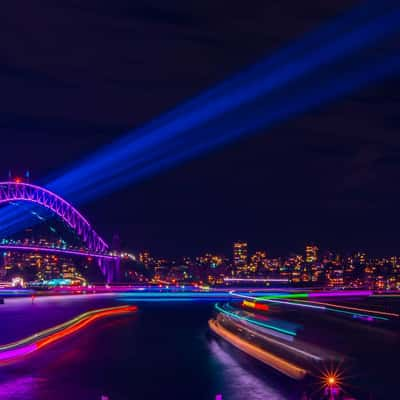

{"left": 305, "top": 245, "right": 318, "bottom": 263}
{"left": 233, "top": 241, "right": 248, "bottom": 267}
{"left": 250, "top": 251, "right": 267, "bottom": 272}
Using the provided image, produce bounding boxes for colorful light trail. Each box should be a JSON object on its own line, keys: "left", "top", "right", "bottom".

{"left": 225, "top": 303, "right": 301, "bottom": 332}
{"left": 117, "top": 290, "right": 282, "bottom": 301}
{"left": 208, "top": 319, "right": 307, "bottom": 380}
{"left": 225, "top": 317, "right": 323, "bottom": 362}
{"left": 242, "top": 300, "right": 269, "bottom": 311}
{"left": 292, "top": 299, "right": 399, "bottom": 318}
{"left": 214, "top": 303, "right": 297, "bottom": 336}
{"left": 230, "top": 292, "right": 392, "bottom": 321}
{"left": 258, "top": 293, "right": 309, "bottom": 301}
{"left": 0, "top": 305, "right": 137, "bottom": 365}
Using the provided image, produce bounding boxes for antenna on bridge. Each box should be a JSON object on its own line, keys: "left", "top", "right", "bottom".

{"left": 8, "top": 170, "right": 12, "bottom": 181}
{"left": 25, "top": 170, "right": 30, "bottom": 183}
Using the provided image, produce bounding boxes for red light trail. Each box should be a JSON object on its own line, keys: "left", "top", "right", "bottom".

{"left": 0, "top": 305, "right": 137, "bottom": 365}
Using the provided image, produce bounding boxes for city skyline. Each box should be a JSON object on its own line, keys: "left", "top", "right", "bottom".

{"left": 135, "top": 240, "right": 400, "bottom": 266}
{"left": 133, "top": 240, "right": 400, "bottom": 260}
{"left": 4, "top": 235, "right": 399, "bottom": 292}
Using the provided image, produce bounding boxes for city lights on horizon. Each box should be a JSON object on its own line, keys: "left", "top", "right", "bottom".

{"left": 2, "top": 238, "right": 400, "bottom": 291}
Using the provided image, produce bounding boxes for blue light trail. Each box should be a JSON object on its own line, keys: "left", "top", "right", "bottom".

{"left": 214, "top": 303, "right": 297, "bottom": 336}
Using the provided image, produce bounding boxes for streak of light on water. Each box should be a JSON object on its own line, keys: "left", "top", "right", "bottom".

{"left": 208, "top": 338, "right": 291, "bottom": 400}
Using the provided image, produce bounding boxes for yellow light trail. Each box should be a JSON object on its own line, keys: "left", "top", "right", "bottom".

{"left": 209, "top": 318, "right": 307, "bottom": 380}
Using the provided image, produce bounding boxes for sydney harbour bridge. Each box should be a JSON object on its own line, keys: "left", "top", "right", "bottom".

{"left": 0, "top": 181, "right": 122, "bottom": 283}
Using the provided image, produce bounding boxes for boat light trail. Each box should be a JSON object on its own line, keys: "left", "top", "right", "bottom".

{"left": 265, "top": 299, "right": 326, "bottom": 311}
{"left": 232, "top": 290, "right": 372, "bottom": 301}
{"left": 227, "top": 318, "right": 323, "bottom": 362}
{"left": 242, "top": 300, "right": 269, "bottom": 311}
{"left": 230, "top": 292, "right": 390, "bottom": 320}
{"left": 209, "top": 319, "right": 306, "bottom": 380}
{"left": 292, "top": 299, "right": 399, "bottom": 318}
{"left": 258, "top": 293, "right": 309, "bottom": 301}
{"left": 116, "top": 290, "right": 281, "bottom": 301}
{"left": 215, "top": 303, "right": 297, "bottom": 336}
{"left": 236, "top": 318, "right": 295, "bottom": 343}
{"left": 323, "top": 306, "right": 388, "bottom": 321}
{"left": 225, "top": 303, "right": 301, "bottom": 331}
{"left": 1, "top": 1, "right": 400, "bottom": 236}
{"left": 230, "top": 292, "right": 323, "bottom": 308}
{"left": 0, "top": 305, "right": 137, "bottom": 365}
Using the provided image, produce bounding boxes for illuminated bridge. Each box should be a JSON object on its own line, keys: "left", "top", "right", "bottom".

{"left": 0, "top": 181, "right": 121, "bottom": 282}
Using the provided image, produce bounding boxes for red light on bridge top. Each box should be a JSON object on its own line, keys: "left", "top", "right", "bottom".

{"left": 14, "top": 177, "right": 22, "bottom": 183}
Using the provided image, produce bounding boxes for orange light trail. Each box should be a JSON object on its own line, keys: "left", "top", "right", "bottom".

{"left": 36, "top": 307, "right": 136, "bottom": 349}
{"left": 0, "top": 305, "right": 137, "bottom": 365}
{"left": 209, "top": 318, "right": 307, "bottom": 380}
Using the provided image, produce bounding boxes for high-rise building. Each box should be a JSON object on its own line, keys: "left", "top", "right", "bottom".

{"left": 233, "top": 241, "right": 248, "bottom": 267}
{"left": 305, "top": 245, "right": 318, "bottom": 263}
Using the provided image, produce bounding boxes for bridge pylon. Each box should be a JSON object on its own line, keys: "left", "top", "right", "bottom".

{"left": 98, "top": 257, "right": 121, "bottom": 283}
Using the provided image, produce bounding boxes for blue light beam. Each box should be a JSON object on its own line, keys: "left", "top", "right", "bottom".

{"left": 0, "top": 0, "right": 399, "bottom": 238}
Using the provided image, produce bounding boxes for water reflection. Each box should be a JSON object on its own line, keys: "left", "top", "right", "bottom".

{"left": 0, "top": 376, "right": 41, "bottom": 400}
{"left": 0, "top": 301, "right": 298, "bottom": 400}
{"left": 208, "top": 338, "right": 291, "bottom": 400}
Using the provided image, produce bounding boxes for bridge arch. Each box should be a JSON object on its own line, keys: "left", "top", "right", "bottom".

{"left": 0, "top": 182, "right": 108, "bottom": 253}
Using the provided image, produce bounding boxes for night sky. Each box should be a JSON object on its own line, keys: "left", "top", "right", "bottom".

{"left": 2, "top": 1, "right": 400, "bottom": 258}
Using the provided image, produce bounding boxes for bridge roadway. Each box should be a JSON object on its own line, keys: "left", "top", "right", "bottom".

{"left": 0, "top": 243, "right": 119, "bottom": 260}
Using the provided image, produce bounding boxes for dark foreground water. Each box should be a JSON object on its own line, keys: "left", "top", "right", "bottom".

{"left": 0, "top": 296, "right": 398, "bottom": 400}
{"left": 0, "top": 299, "right": 300, "bottom": 400}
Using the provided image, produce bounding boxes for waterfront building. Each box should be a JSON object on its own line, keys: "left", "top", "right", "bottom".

{"left": 1, "top": 250, "right": 84, "bottom": 282}
{"left": 233, "top": 241, "right": 248, "bottom": 268}
{"left": 250, "top": 251, "right": 267, "bottom": 272}
{"left": 305, "top": 244, "right": 318, "bottom": 264}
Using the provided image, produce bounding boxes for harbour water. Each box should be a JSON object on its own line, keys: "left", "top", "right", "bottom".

{"left": 0, "top": 296, "right": 398, "bottom": 399}
{"left": 0, "top": 299, "right": 299, "bottom": 400}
